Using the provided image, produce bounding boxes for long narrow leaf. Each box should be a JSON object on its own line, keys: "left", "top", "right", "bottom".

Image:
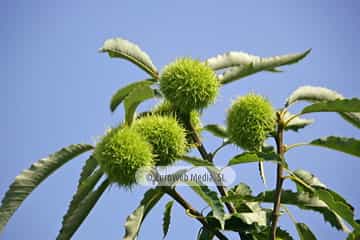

{"left": 291, "top": 169, "right": 359, "bottom": 232}
{"left": 295, "top": 223, "right": 317, "bottom": 240}
{"left": 284, "top": 111, "right": 314, "bottom": 132}
{"left": 227, "top": 151, "right": 282, "bottom": 166}
{"left": 301, "top": 98, "right": 360, "bottom": 114}
{"left": 58, "top": 169, "right": 103, "bottom": 238}
{"left": 216, "top": 49, "right": 310, "bottom": 84}
{"left": 202, "top": 124, "right": 228, "bottom": 139}
{"left": 223, "top": 189, "right": 350, "bottom": 232}
{"left": 285, "top": 86, "right": 360, "bottom": 129}
{"left": 187, "top": 181, "right": 225, "bottom": 229}
{"left": 309, "top": 136, "right": 360, "bottom": 158}
{"left": 0, "top": 144, "right": 93, "bottom": 232}
{"left": 286, "top": 86, "right": 343, "bottom": 107}
{"left": 180, "top": 155, "right": 212, "bottom": 166}
{"left": 124, "top": 84, "right": 156, "bottom": 125}
{"left": 197, "top": 227, "right": 215, "bottom": 240}
{"left": 339, "top": 112, "right": 360, "bottom": 129}
{"left": 56, "top": 178, "right": 110, "bottom": 240}
{"left": 110, "top": 79, "right": 155, "bottom": 112}
{"left": 162, "top": 201, "right": 174, "bottom": 239}
{"left": 123, "top": 206, "right": 144, "bottom": 240}
{"left": 205, "top": 49, "right": 310, "bottom": 71}
{"left": 123, "top": 187, "right": 164, "bottom": 240}
{"left": 99, "top": 38, "right": 158, "bottom": 78}
{"left": 78, "top": 155, "right": 98, "bottom": 186}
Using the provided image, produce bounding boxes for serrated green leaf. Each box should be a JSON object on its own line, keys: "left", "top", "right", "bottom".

{"left": 215, "top": 49, "right": 310, "bottom": 84}
{"left": 252, "top": 227, "right": 294, "bottom": 240}
{"left": 202, "top": 124, "right": 228, "bottom": 138}
{"left": 0, "top": 144, "right": 93, "bottom": 232}
{"left": 291, "top": 169, "right": 358, "bottom": 232}
{"left": 180, "top": 155, "right": 212, "bottom": 166}
{"left": 295, "top": 222, "right": 317, "bottom": 240}
{"left": 283, "top": 111, "right": 314, "bottom": 132}
{"left": 228, "top": 184, "right": 263, "bottom": 214}
{"left": 231, "top": 183, "right": 252, "bottom": 197}
{"left": 339, "top": 112, "right": 360, "bottom": 129}
{"left": 77, "top": 155, "right": 98, "bottom": 187}
{"left": 57, "top": 169, "right": 103, "bottom": 239}
{"left": 110, "top": 79, "right": 155, "bottom": 112}
{"left": 123, "top": 187, "right": 164, "bottom": 240}
{"left": 124, "top": 84, "right": 156, "bottom": 125}
{"left": 235, "top": 211, "right": 267, "bottom": 226}
{"left": 301, "top": 98, "right": 360, "bottom": 114}
{"left": 57, "top": 178, "right": 110, "bottom": 240}
{"left": 223, "top": 189, "right": 350, "bottom": 232}
{"left": 227, "top": 151, "right": 283, "bottom": 167}
{"left": 187, "top": 181, "right": 225, "bottom": 229}
{"left": 309, "top": 136, "right": 360, "bottom": 158}
{"left": 162, "top": 201, "right": 174, "bottom": 239}
{"left": 99, "top": 38, "right": 158, "bottom": 78}
{"left": 207, "top": 211, "right": 267, "bottom": 234}
{"left": 316, "top": 188, "right": 360, "bottom": 232}
{"left": 140, "top": 187, "right": 165, "bottom": 219}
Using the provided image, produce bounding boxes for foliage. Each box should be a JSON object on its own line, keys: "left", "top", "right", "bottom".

{"left": 1, "top": 37, "right": 359, "bottom": 240}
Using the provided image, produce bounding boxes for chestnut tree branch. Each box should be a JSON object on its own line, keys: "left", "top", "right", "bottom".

{"left": 270, "top": 112, "right": 286, "bottom": 240}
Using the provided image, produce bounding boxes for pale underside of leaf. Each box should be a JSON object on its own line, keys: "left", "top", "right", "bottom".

{"left": 0, "top": 144, "right": 93, "bottom": 233}
{"left": 283, "top": 111, "right": 314, "bottom": 132}
{"left": 205, "top": 49, "right": 310, "bottom": 71}
{"left": 285, "top": 86, "right": 360, "bottom": 129}
{"left": 286, "top": 85, "right": 344, "bottom": 107}
{"left": 213, "top": 49, "right": 311, "bottom": 84}
{"left": 123, "top": 206, "right": 144, "bottom": 240}
{"left": 99, "top": 38, "right": 158, "bottom": 78}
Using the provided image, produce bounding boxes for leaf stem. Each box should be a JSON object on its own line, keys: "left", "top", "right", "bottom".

{"left": 270, "top": 111, "right": 286, "bottom": 240}
{"left": 163, "top": 187, "right": 228, "bottom": 240}
{"left": 285, "top": 142, "right": 309, "bottom": 152}
{"left": 212, "top": 141, "right": 231, "bottom": 157}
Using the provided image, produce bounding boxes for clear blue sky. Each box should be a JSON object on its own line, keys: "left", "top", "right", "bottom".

{"left": 1, "top": 1, "right": 359, "bottom": 239}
